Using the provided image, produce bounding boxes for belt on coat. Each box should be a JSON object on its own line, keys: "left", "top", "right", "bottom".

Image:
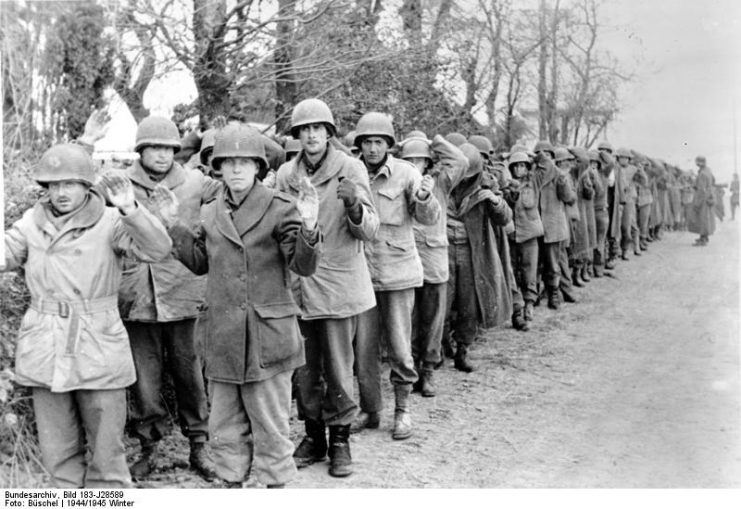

{"left": 30, "top": 296, "right": 118, "bottom": 355}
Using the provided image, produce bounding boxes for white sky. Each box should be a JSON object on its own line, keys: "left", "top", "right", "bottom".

{"left": 97, "top": 0, "right": 741, "bottom": 184}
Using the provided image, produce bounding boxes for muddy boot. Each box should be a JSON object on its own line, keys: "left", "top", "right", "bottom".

{"left": 293, "top": 419, "right": 327, "bottom": 468}
{"left": 511, "top": 306, "right": 529, "bottom": 331}
{"left": 640, "top": 238, "right": 648, "bottom": 251}
{"left": 572, "top": 266, "right": 584, "bottom": 287}
{"left": 523, "top": 301, "right": 534, "bottom": 321}
{"left": 605, "top": 256, "right": 616, "bottom": 270}
{"left": 561, "top": 286, "right": 578, "bottom": 304}
{"left": 189, "top": 441, "right": 217, "bottom": 482}
{"left": 349, "top": 411, "right": 380, "bottom": 434}
{"left": 454, "top": 344, "right": 475, "bottom": 372}
{"left": 547, "top": 286, "right": 561, "bottom": 310}
{"left": 420, "top": 366, "right": 436, "bottom": 398}
{"left": 593, "top": 263, "right": 604, "bottom": 278}
{"left": 130, "top": 440, "right": 157, "bottom": 481}
{"left": 328, "top": 425, "right": 352, "bottom": 478}
{"left": 392, "top": 385, "right": 413, "bottom": 440}
{"left": 581, "top": 263, "right": 591, "bottom": 282}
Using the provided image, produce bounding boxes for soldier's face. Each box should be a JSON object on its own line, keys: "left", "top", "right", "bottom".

{"left": 406, "top": 157, "right": 429, "bottom": 173}
{"left": 298, "top": 123, "right": 329, "bottom": 156}
{"left": 590, "top": 161, "right": 600, "bottom": 171}
{"left": 141, "top": 145, "right": 175, "bottom": 174}
{"left": 361, "top": 136, "right": 389, "bottom": 166}
{"left": 617, "top": 156, "right": 630, "bottom": 167}
{"left": 48, "top": 180, "right": 88, "bottom": 214}
{"left": 555, "top": 159, "right": 572, "bottom": 171}
{"left": 221, "top": 157, "right": 258, "bottom": 194}
{"left": 511, "top": 162, "right": 529, "bottom": 178}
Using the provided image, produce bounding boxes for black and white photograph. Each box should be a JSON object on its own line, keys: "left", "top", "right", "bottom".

{"left": 0, "top": 0, "right": 739, "bottom": 503}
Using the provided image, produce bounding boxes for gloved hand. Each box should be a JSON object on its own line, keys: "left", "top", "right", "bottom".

{"left": 337, "top": 177, "right": 359, "bottom": 208}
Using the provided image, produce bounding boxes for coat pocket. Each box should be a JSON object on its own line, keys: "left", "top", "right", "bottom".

{"left": 376, "top": 187, "right": 405, "bottom": 226}
{"left": 520, "top": 186, "right": 536, "bottom": 209}
{"left": 254, "top": 302, "right": 302, "bottom": 368}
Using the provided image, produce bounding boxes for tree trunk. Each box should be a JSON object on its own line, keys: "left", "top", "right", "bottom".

{"left": 274, "top": 0, "right": 298, "bottom": 133}
{"left": 537, "top": 0, "right": 548, "bottom": 140}
{"left": 193, "top": 0, "right": 231, "bottom": 127}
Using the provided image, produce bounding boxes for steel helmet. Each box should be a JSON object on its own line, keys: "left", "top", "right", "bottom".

{"left": 468, "top": 135, "right": 494, "bottom": 156}
{"left": 568, "top": 146, "right": 588, "bottom": 163}
{"left": 615, "top": 147, "right": 632, "bottom": 159}
{"left": 553, "top": 147, "right": 574, "bottom": 163}
{"left": 507, "top": 151, "right": 530, "bottom": 168}
{"left": 533, "top": 140, "right": 555, "bottom": 156}
{"left": 459, "top": 143, "right": 483, "bottom": 178}
{"left": 695, "top": 155, "right": 706, "bottom": 164}
{"left": 354, "top": 112, "right": 396, "bottom": 148}
{"left": 135, "top": 116, "right": 181, "bottom": 153}
{"left": 587, "top": 150, "right": 601, "bottom": 163}
{"left": 34, "top": 143, "right": 96, "bottom": 186}
{"left": 445, "top": 132, "right": 467, "bottom": 147}
{"left": 211, "top": 124, "right": 268, "bottom": 173}
{"left": 290, "top": 98, "right": 337, "bottom": 138}
{"left": 597, "top": 140, "right": 613, "bottom": 153}
{"left": 403, "top": 130, "right": 428, "bottom": 142}
{"left": 199, "top": 129, "right": 217, "bottom": 165}
{"left": 400, "top": 138, "right": 432, "bottom": 160}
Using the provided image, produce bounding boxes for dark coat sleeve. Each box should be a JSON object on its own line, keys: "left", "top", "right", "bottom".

{"left": 168, "top": 222, "right": 209, "bottom": 276}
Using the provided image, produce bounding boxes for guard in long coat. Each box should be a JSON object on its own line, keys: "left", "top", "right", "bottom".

{"left": 162, "top": 125, "right": 322, "bottom": 487}
{"left": 2, "top": 144, "right": 172, "bottom": 488}
{"left": 687, "top": 155, "right": 716, "bottom": 245}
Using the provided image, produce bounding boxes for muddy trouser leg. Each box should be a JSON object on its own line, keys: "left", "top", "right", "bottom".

{"left": 296, "top": 318, "right": 359, "bottom": 426}
{"left": 620, "top": 200, "right": 634, "bottom": 253}
{"left": 33, "top": 389, "right": 87, "bottom": 488}
{"left": 375, "top": 289, "right": 418, "bottom": 388}
{"left": 353, "top": 307, "right": 383, "bottom": 414}
{"left": 208, "top": 382, "right": 252, "bottom": 484}
{"left": 538, "top": 238, "right": 561, "bottom": 290}
{"left": 413, "top": 283, "right": 446, "bottom": 369}
{"left": 638, "top": 204, "right": 651, "bottom": 243}
{"left": 450, "top": 242, "right": 479, "bottom": 346}
{"left": 518, "top": 238, "right": 539, "bottom": 304}
{"left": 125, "top": 321, "right": 169, "bottom": 443}
{"left": 163, "top": 319, "right": 210, "bottom": 442}
{"left": 558, "top": 241, "right": 573, "bottom": 293}
{"left": 631, "top": 204, "right": 640, "bottom": 250}
{"left": 442, "top": 245, "right": 459, "bottom": 353}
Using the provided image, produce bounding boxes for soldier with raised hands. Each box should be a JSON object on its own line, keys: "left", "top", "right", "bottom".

{"left": 276, "top": 98, "right": 379, "bottom": 478}
{"left": 1, "top": 144, "right": 172, "bottom": 488}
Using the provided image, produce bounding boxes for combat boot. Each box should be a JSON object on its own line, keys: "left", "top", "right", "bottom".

{"left": 561, "top": 286, "right": 578, "bottom": 304}
{"left": 547, "top": 286, "right": 561, "bottom": 310}
{"left": 392, "top": 385, "right": 413, "bottom": 440}
{"left": 511, "top": 306, "right": 529, "bottom": 331}
{"left": 593, "top": 263, "right": 604, "bottom": 278}
{"left": 328, "top": 425, "right": 352, "bottom": 477}
{"left": 189, "top": 441, "right": 217, "bottom": 482}
{"left": 454, "top": 344, "right": 475, "bottom": 372}
{"left": 572, "top": 266, "right": 584, "bottom": 287}
{"left": 523, "top": 301, "right": 534, "bottom": 321}
{"left": 581, "top": 263, "right": 591, "bottom": 282}
{"left": 420, "top": 366, "right": 436, "bottom": 398}
{"left": 293, "top": 419, "right": 327, "bottom": 468}
{"left": 605, "top": 257, "right": 616, "bottom": 270}
{"left": 350, "top": 411, "right": 380, "bottom": 434}
{"left": 130, "top": 440, "right": 157, "bottom": 481}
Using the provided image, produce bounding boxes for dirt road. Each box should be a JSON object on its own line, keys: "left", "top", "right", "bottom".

{"left": 121, "top": 221, "right": 741, "bottom": 488}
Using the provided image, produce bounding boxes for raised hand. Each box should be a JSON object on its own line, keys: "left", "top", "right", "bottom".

{"left": 416, "top": 174, "right": 435, "bottom": 199}
{"left": 337, "top": 177, "right": 359, "bottom": 208}
{"left": 262, "top": 170, "right": 277, "bottom": 189}
{"left": 80, "top": 109, "right": 112, "bottom": 144}
{"left": 100, "top": 173, "right": 136, "bottom": 215}
{"left": 150, "top": 184, "right": 180, "bottom": 228}
{"left": 296, "top": 176, "right": 319, "bottom": 230}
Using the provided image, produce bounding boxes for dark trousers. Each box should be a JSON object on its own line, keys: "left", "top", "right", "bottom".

{"left": 510, "top": 237, "right": 539, "bottom": 303}
{"left": 125, "top": 319, "right": 209, "bottom": 444}
{"left": 412, "top": 282, "right": 447, "bottom": 368}
{"left": 444, "top": 242, "right": 480, "bottom": 347}
{"left": 538, "top": 238, "right": 561, "bottom": 289}
{"left": 295, "top": 317, "right": 359, "bottom": 426}
{"left": 593, "top": 208, "right": 609, "bottom": 267}
{"left": 638, "top": 204, "right": 651, "bottom": 241}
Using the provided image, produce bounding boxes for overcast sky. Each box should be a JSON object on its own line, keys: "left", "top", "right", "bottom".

{"left": 101, "top": 0, "right": 741, "bottom": 182}
{"left": 602, "top": 0, "right": 741, "bottom": 182}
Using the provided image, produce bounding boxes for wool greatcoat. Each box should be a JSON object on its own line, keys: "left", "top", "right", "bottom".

{"left": 687, "top": 165, "right": 716, "bottom": 237}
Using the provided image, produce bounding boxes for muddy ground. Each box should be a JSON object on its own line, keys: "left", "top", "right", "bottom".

{"left": 19, "top": 220, "right": 741, "bottom": 489}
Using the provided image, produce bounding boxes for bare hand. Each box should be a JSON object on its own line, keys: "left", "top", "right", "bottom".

{"left": 100, "top": 173, "right": 136, "bottom": 215}
{"left": 80, "top": 109, "right": 111, "bottom": 144}
{"left": 150, "top": 184, "right": 180, "bottom": 228}
{"left": 296, "top": 177, "right": 319, "bottom": 230}
{"left": 416, "top": 174, "right": 435, "bottom": 199}
{"left": 262, "top": 170, "right": 277, "bottom": 189}
{"left": 337, "top": 177, "right": 359, "bottom": 208}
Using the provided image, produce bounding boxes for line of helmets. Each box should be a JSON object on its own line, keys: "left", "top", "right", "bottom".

{"left": 34, "top": 97, "right": 695, "bottom": 185}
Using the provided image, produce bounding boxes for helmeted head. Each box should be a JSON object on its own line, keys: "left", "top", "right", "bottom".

{"left": 695, "top": 155, "right": 706, "bottom": 167}
{"left": 459, "top": 143, "right": 483, "bottom": 178}
{"left": 568, "top": 146, "right": 588, "bottom": 164}
{"left": 211, "top": 124, "right": 269, "bottom": 189}
{"left": 507, "top": 151, "right": 530, "bottom": 179}
{"left": 533, "top": 140, "right": 555, "bottom": 159}
{"left": 553, "top": 147, "right": 574, "bottom": 164}
{"left": 354, "top": 112, "right": 396, "bottom": 148}
{"left": 199, "top": 128, "right": 217, "bottom": 166}
{"left": 403, "top": 130, "right": 428, "bottom": 142}
{"left": 135, "top": 116, "right": 182, "bottom": 153}
{"left": 400, "top": 138, "right": 433, "bottom": 173}
{"left": 468, "top": 135, "right": 494, "bottom": 159}
{"left": 597, "top": 140, "right": 613, "bottom": 153}
{"left": 290, "top": 98, "right": 336, "bottom": 139}
{"left": 616, "top": 147, "right": 632, "bottom": 166}
{"left": 35, "top": 143, "right": 96, "bottom": 187}
{"left": 445, "top": 132, "right": 467, "bottom": 147}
